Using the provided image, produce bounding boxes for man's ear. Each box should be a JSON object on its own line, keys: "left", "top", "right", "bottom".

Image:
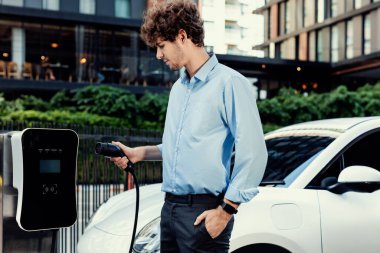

{"left": 177, "top": 29, "right": 187, "bottom": 43}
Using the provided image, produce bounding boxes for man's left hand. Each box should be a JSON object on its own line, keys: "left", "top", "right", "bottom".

{"left": 194, "top": 206, "right": 232, "bottom": 239}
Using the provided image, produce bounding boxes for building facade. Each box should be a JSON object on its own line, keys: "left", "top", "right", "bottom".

{"left": 253, "top": 0, "right": 380, "bottom": 91}
{"left": 0, "top": 0, "right": 180, "bottom": 98}
{"left": 1, "top": 0, "right": 366, "bottom": 99}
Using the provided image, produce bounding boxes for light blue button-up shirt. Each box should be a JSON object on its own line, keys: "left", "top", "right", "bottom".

{"left": 157, "top": 54, "right": 267, "bottom": 203}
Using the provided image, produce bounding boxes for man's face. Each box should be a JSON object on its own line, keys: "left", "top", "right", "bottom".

{"left": 155, "top": 37, "right": 185, "bottom": 70}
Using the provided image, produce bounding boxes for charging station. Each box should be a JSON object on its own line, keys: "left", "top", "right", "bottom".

{"left": 0, "top": 128, "right": 79, "bottom": 252}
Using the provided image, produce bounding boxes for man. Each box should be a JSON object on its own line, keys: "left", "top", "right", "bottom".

{"left": 111, "top": 0, "right": 268, "bottom": 252}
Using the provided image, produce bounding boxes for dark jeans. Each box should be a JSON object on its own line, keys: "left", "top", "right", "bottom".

{"left": 160, "top": 194, "right": 234, "bottom": 253}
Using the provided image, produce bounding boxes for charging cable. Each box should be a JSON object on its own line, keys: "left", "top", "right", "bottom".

{"left": 95, "top": 142, "right": 139, "bottom": 253}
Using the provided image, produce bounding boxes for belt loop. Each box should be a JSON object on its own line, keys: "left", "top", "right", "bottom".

{"left": 188, "top": 195, "right": 193, "bottom": 206}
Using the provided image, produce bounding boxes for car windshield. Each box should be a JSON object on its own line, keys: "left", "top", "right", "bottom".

{"left": 260, "top": 135, "right": 334, "bottom": 187}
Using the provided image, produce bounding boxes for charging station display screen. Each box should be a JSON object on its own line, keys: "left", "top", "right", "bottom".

{"left": 40, "top": 160, "right": 61, "bottom": 173}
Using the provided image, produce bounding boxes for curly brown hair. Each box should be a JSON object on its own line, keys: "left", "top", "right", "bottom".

{"left": 140, "top": 0, "right": 204, "bottom": 48}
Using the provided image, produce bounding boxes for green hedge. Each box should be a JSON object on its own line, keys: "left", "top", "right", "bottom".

{"left": 1, "top": 83, "right": 380, "bottom": 133}
{"left": 1, "top": 110, "right": 130, "bottom": 127}
{"left": 258, "top": 83, "right": 380, "bottom": 132}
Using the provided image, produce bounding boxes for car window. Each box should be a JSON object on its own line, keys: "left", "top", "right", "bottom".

{"left": 261, "top": 136, "right": 334, "bottom": 186}
{"left": 308, "top": 129, "right": 380, "bottom": 188}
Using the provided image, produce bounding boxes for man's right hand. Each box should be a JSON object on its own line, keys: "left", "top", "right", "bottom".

{"left": 110, "top": 142, "right": 136, "bottom": 170}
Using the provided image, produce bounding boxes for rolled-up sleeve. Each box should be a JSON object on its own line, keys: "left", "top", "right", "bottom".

{"left": 157, "top": 143, "right": 163, "bottom": 154}
{"left": 223, "top": 76, "right": 268, "bottom": 203}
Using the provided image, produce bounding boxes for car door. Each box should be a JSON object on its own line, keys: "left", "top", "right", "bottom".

{"left": 308, "top": 130, "right": 380, "bottom": 253}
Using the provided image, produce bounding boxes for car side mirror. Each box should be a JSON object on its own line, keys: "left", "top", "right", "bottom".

{"left": 338, "top": 165, "right": 380, "bottom": 183}
{"left": 328, "top": 165, "right": 380, "bottom": 194}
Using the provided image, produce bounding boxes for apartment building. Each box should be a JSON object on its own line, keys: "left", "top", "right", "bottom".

{"left": 200, "top": 0, "right": 264, "bottom": 57}
{"left": 253, "top": 0, "right": 380, "bottom": 90}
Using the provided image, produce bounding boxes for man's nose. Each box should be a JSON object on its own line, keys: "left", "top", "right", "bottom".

{"left": 156, "top": 48, "right": 163, "bottom": 60}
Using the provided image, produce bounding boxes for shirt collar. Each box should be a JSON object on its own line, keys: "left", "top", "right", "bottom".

{"left": 180, "top": 53, "right": 218, "bottom": 84}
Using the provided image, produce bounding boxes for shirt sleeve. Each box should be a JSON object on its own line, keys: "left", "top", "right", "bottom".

{"left": 156, "top": 144, "right": 163, "bottom": 154}
{"left": 223, "top": 75, "right": 268, "bottom": 203}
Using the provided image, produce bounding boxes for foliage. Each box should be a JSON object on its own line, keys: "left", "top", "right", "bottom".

{"left": 18, "top": 95, "right": 51, "bottom": 111}
{"left": 1, "top": 110, "right": 130, "bottom": 127}
{"left": 72, "top": 85, "right": 138, "bottom": 119}
{"left": 0, "top": 93, "right": 23, "bottom": 114}
{"left": 1, "top": 82, "right": 380, "bottom": 133}
{"left": 258, "top": 82, "right": 380, "bottom": 130}
{"left": 318, "top": 86, "right": 364, "bottom": 118}
{"left": 50, "top": 90, "right": 76, "bottom": 110}
{"left": 136, "top": 92, "right": 169, "bottom": 131}
{"left": 357, "top": 83, "right": 380, "bottom": 116}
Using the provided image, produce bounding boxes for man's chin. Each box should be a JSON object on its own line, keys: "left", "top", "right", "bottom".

{"left": 168, "top": 65, "right": 180, "bottom": 71}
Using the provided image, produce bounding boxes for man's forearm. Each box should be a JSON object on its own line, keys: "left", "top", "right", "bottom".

{"left": 134, "top": 146, "right": 162, "bottom": 162}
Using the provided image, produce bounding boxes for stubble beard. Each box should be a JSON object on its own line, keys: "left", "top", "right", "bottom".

{"left": 168, "top": 43, "right": 185, "bottom": 71}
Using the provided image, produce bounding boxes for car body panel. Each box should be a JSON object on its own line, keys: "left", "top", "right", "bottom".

{"left": 318, "top": 190, "right": 380, "bottom": 253}
{"left": 230, "top": 187, "right": 321, "bottom": 253}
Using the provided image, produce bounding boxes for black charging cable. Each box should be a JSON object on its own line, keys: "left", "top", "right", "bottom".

{"left": 95, "top": 142, "right": 139, "bottom": 253}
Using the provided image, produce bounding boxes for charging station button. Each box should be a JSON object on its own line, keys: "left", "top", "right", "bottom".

{"left": 42, "top": 183, "right": 58, "bottom": 195}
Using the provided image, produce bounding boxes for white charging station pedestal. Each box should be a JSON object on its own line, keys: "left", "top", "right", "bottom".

{"left": 0, "top": 128, "right": 79, "bottom": 253}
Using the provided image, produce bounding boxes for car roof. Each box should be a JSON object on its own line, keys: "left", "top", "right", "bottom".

{"left": 267, "top": 117, "right": 380, "bottom": 136}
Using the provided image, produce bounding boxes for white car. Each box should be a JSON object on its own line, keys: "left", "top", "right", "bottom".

{"left": 77, "top": 117, "right": 380, "bottom": 253}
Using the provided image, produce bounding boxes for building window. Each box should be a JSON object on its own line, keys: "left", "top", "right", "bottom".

{"left": 240, "top": 27, "right": 249, "bottom": 39}
{"left": 354, "top": 0, "right": 362, "bottom": 9}
{"left": 280, "top": 38, "right": 296, "bottom": 60}
{"left": 204, "top": 21, "right": 215, "bottom": 32}
{"left": 23, "top": 0, "right": 59, "bottom": 10}
{"left": 240, "top": 3, "right": 249, "bottom": 15}
{"left": 80, "top": 0, "right": 95, "bottom": 15}
{"left": 363, "top": 14, "right": 371, "bottom": 55}
{"left": 1, "top": 0, "right": 23, "bottom": 7}
{"left": 0, "top": 21, "right": 12, "bottom": 62}
{"left": 330, "top": 25, "right": 339, "bottom": 62}
{"left": 284, "top": 0, "right": 291, "bottom": 34}
{"left": 25, "top": 0, "right": 42, "bottom": 9}
{"left": 205, "top": 45, "right": 214, "bottom": 53}
{"left": 331, "top": 0, "right": 337, "bottom": 17}
{"left": 43, "top": 0, "right": 59, "bottom": 11}
{"left": 303, "top": 0, "right": 307, "bottom": 27}
{"left": 317, "top": 0, "right": 325, "bottom": 23}
{"left": 316, "top": 29, "right": 324, "bottom": 61}
{"left": 115, "top": 0, "right": 130, "bottom": 18}
{"left": 269, "top": 42, "right": 275, "bottom": 58}
{"left": 346, "top": 19, "right": 353, "bottom": 59}
{"left": 24, "top": 23, "right": 75, "bottom": 82}
{"left": 303, "top": 0, "right": 314, "bottom": 27}
{"left": 227, "top": 45, "right": 239, "bottom": 55}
